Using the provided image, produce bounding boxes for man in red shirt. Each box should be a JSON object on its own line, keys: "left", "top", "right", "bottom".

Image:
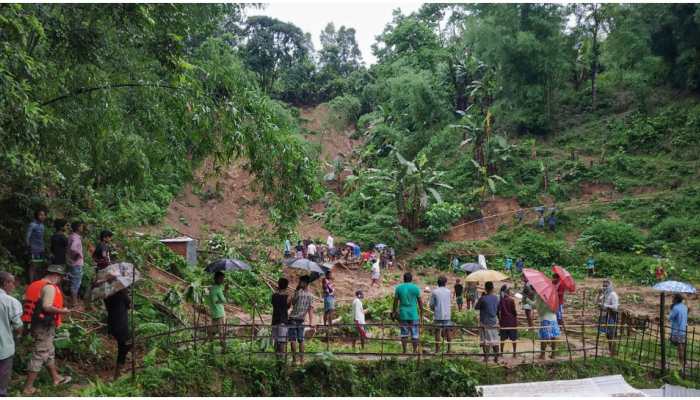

{"left": 497, "top": 286, "right": 518, "bottom": 356}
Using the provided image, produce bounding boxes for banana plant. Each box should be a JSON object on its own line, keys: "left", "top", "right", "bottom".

{"left": 470, "top": 159, "right": 507, "bottom": 200}
{"left": 393, "top": 149, "right": 453, "bottom": 230}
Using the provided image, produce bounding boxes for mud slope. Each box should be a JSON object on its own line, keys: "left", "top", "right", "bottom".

{"left": 156, "top": 104, "right": 361, "bottom": 240}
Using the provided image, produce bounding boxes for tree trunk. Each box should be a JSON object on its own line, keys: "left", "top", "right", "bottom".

{"left": 591, "top": 5, "right": 601, "bottom": 110}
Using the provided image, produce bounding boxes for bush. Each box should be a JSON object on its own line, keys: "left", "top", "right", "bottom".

{"left": 422, "top": 202, "right": 464, "bottom": 241}
{"left": 594, "top": 252, "right": 658, "bottom": 285}
{"left": 650, "top": 216, "right": 700, "bottom": 243}
{"left": 505, "top": 230, "right": 570, "bottom": 267}
{"left": 579, "top": 220, "right": 645, "bottom": 252}
{"left": 327, "top": 95, "right": 362, "bottom": 129}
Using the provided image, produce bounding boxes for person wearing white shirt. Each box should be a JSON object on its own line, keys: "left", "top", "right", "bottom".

{"left": 352, "top": 290, "right": 367, "bottom": 350}
{"left": 307, "top": 242, "right": 317, "bottom": 261}
{"left": 598, "top": 279, "right": 620, "bottom": 356}
{"left": 0, "top": 272, "right": 23, "bottom": 396}
{"left": 370, "top": 259, "right": 381, "bottom": 287}
{"left": 326, "top": 235, "right": 334, "bottom": 250}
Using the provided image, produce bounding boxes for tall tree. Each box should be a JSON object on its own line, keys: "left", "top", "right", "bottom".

{"left": 240, "top": 16, "right": 312, "bottom": 93}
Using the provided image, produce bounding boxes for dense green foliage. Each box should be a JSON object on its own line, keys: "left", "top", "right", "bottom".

{"left": 78, "top": 351, "right": 669, "bottom": 396}
{"left": 0, "top": 4, "right": 322, "bottom": 265}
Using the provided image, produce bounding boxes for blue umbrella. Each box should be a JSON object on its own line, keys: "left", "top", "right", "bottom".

{"left": 375, "top": 243, "right": 387, "bottom": 250}
{"left": 283, "top": 258, "right": 325, "bottom": 274}
{"left": 652, "top": 280, "right": 697, "bottom": 293}
{"left": 205, "top": 259, "right": 251, "bottom": 273}
{"left": 460, "top": 262, "right": 485, "bottom": 273}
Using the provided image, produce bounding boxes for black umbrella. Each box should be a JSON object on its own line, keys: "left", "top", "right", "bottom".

{"left": 283, "top": 258, "right": 325, "bottom": 274}
{"left": 205, "top": 259, "right": 251, "bottom": 274}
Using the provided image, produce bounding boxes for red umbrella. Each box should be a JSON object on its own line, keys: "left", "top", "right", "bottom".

{"left": 523, "top": 268, "right": 559, "bottom": 312}
{"left": 552, "top": 265, "right": 576, "bottom": 292}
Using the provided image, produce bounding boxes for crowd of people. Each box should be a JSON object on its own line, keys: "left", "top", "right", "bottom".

{"left": 0, "top": 208, "right": 131, "bottom": 395}
{"left": 261, "top": 252, "right": 694, "bottom": 367}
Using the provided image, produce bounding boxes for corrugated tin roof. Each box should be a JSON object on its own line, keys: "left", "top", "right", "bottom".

{"left": 159, "top": 236, "right": 195, "bottom": 243}
{"left": 478, "top": 375, "right": 647, "bottom": 397}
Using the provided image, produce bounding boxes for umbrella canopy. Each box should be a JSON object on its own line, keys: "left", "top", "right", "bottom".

{"left": 465, "top": 269, "right": 508, "bottom": 282}
{"left": 375, "top": 243, "right": 387, "bottom": 250}
{"left": 522, "top": 268, "right": 558, "bottom": 312}
{"left": 284, "top": 258, "right": 325, "bottom": 274}
{"left": 460, "top": 262, "right": 485, "bottom": 273}
{"left": 652, "top": 280, "right": 697, "bottom": 294}
{"left": 346, "top": 242, "right": 357, "bottom": 248}
{"left": 205, "top": 259, "right": 251, "bottom": 274}
{"left": 552, "top": 265, "right": 576, "bottom": 292}
{"left": 91, "top": 262, "right": 140, "bottom": 300}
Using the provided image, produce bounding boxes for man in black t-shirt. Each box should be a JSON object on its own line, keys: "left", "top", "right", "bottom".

{"left": 271, "top": 278, "right": 289, "bottom": 356}
{"left": 454, "top": 279, "right": 464, "bottom": 312}
{"left": 50, "top": 219, "right": 68, "bottom": 266}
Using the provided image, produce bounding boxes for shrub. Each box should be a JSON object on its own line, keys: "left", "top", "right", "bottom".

{"left": 650, "top": 217, "right": 700, "bottom": 243}
{"left": 579, "top": 220, "right": 645, "bottom": 252}
{"left": 505, "top": 230, "right": 570, "bottom": 267}
{"left": 422, "top": 202, "right": 464, "bottom": 241}
{"left": 327, "top": 95, "right": 362, "bottom": 129}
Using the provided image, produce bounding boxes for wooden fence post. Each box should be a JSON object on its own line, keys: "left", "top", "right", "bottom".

{"left": 660, "top": 293, "right": 666, "bottom": 374}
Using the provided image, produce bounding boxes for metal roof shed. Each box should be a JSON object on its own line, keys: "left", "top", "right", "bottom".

{"left": 160, "top": 236, "right": 197, "bottom": 266}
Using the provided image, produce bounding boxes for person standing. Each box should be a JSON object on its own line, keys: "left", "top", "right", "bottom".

{"left": 521, "top": 275, "right": 535, "bottom": 328}
{"left": 26, "top": 209, "right": 47, "bottom": 283}
{"left": 586, "top": 256, "right": 596, "bottom": 277}
{"left": 104, "top": 289, "right": 131, "bottom": 379}
{"left": 271, "top": 278, "right": 289, "bottom": 357}
{"left": 504, "top": 257, "right": 513, "bottom": 274}
{"left": 430, "top": 276, "right": 452, "bottom": 353}
{"left": 93, "top": 230, "right": 113, "bottom": 270}
{"left": 392, "top": 272, "right": 423, "bottom": 354}
{"left": 466, "top": 281, "right": 478, "bottom": 310}
{"left": 498, "top": 287, "right": 518, "bottom": 356}
{"left": 307, "top": 241, "right": 317, "bottom": 262}
{"left": 598, "top": 279, "right": 619, "bottom": 356}
{"left": 552, "top": 273, "right": 566, "bottom": 325}
{"left": 326, "top": 235, "right": 334, "bottom": 258}
{"left": 669, "top": 294, "right": 688, "bottom": 368}
{"left": 66, "top": 221, "right": 85, "bottom": 308}
{"left": 526, "top": 293, "right": 560, "bottom": 359}
{"left": 49, "top": 219, "right": 68, "bottom": 266}
{"left": 454, "top": 279, "right": 464, "bottom": 312}
{"left": 22, "top": 265, "right": 72, "bottom": 395}
{"left": 0, "top": 272, "right": 22, "bottom": 396}
{"left": 295, "top": 241, "right": 304, "bottom": 259}
{"left": 352, "top": 290, "right": 367, "bottom": 351}
{"left": 288, "top": 276, "right": 314, "bottom": 364}
{"left": 321, "top": 271, "right": 335, "bottom": 326}
{"left": 515, "top": 258, "right": 525, "bottom": 275}
{"left": 370, "top": 258, "right": 381, "bottom": 287}
{"left": 451, "top": 257, "right": 460, "bottom": 271}
{"left": 284, "top": 239, "right": 292, "bottom": 258}
{"left": 478, "top": 254, "right": 487, "bottom": 270}
{"left": 475, "top": 281, "right": 500, "bottom": 363}
{"left": 206, "top": 272, "right": 226, "bottom": 346}
{"left": 302, "top": 238, "right": 311, "bottom": 258}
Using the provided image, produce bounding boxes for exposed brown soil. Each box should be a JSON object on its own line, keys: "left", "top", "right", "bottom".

{"left": 578, "top": 182, "right": 618, "bottom": 202}
{"left": 152, "top": 103, "right": 361, "bottom": 241}
{"left": 445, "top": 197, "right": 521, "bottom": 242}
{"left": 299, "top": 104, "right": 363, "bottom": 164}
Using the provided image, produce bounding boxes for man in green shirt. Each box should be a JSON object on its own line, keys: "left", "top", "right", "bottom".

{"left": 392, "top": 272, "right": 424, "bottom": 354}
{"left": 207, "top": 272, "right": 226, "bottom": 344}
